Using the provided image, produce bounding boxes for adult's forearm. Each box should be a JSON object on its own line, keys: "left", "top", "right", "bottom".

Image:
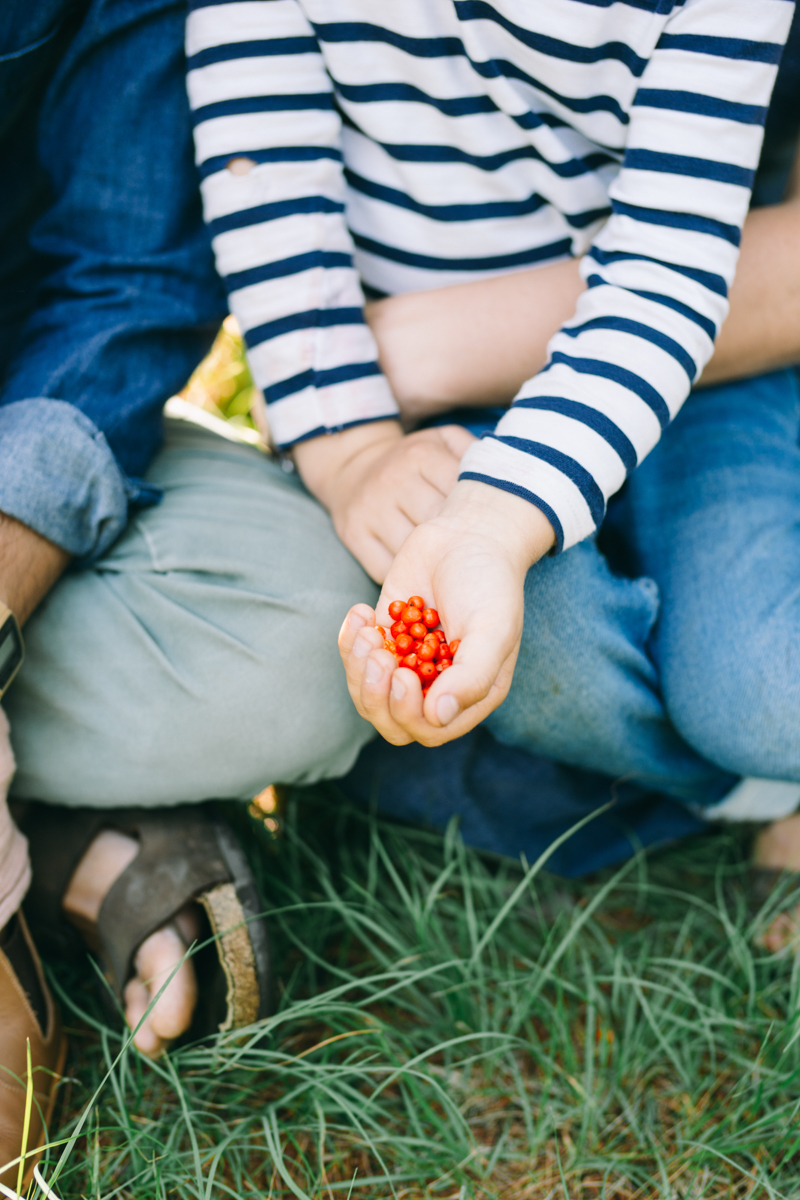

{"left": 699, "top": 196, "right": 800, "bottom": 386}
{"left": 366, "top": 258, "right": 585, "bottom": 419}
{"left": 0, "top": 513, "right": 69, "bottom": 626}
{"left": 368, "top": 185, "right": 800, "bottom": 416}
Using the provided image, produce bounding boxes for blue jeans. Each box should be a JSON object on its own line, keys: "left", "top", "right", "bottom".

{"left": 343, "top": 369, "right": 800, "bottom": 873}
{"left": 0, "top": 0, "right": 226, "bottom": 559}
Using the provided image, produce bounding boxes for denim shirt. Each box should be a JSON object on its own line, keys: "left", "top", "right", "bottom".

{"left": 0, "top": 0, "right": 225, "bottom": 561}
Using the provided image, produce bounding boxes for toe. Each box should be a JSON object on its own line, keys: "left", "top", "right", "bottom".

{"left": 123, "top": 976, "right": 163, "bottom": 1056}
{"left": 759, "top": 910, "right": 800, "bottom": 953}
{"left": 133, "top": 924, "right": 198, "bottom": 1042}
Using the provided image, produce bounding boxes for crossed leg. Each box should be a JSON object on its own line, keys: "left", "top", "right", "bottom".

{"left": 485, "top": 368, "right": 800, "bottom": 948}
{"left": 624, "top": 368, "right": 800, "bottom": 946}
{"left": 5, "top": 418, "right": 379, "bottom": 1051}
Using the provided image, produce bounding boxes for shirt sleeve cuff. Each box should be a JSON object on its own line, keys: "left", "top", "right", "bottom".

{"left": 265, "top": 369, "right": 400, "bottom": 449}
{"left": 0, "top": 399, "right": 156, "bottom": 562}
{"left": 459, "top": 436, "right": 600, "bottom": 554}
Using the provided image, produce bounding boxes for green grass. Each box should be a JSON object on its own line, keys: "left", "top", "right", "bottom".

{"left": 41, "top": 789, "right": 800, "bottom": 1200}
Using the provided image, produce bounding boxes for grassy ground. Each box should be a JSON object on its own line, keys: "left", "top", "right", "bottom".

{"left": 44, "top": 788, "right": 800, "bottom": 1199}
{"left": 33, "top": 328, "right": 800, "bottom": 1198}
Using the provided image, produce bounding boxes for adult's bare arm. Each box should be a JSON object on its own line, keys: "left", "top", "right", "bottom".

{"left": 700, "top": 186, "right": 800, "bottom": 386}
{"left": 367, "top": 148, "right": 800, "bottom": 417}
{"left": 0, "top": 512, "right": 70, "bottom": 626}
{"left": 365, "top": 257, "right": 584, "bottom": 421}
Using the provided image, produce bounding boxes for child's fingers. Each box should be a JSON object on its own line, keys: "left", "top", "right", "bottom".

{"left": 424, "top": 629, "right": 520, "bottom": 729}
{"left": 382, "top": 619, "right": 519, "bottom": 745}
{"left": 357, "top": 653, "right": 414, "bottom": 745}
{"left": 339, "top": 527, "right": 397, "bottom": 583}
{"left": 397, "top": 478, "right": 455, "bottom": 528}
{"left": 341, "top": 626, "right": 415, "bottom": 745}
{"left": 340, "top": 622, "right": 384, "bottom": 708}
{"left": 338, "top": 604, "right": 378, "bottom": 659}
{"left": 434, "top": 424, "right": 477, "bottom": 459}
{"left": 371, "top": 508, "right": 416, "bottom": 558}
{"left": 387, "top": 659, "right": 510, "bottom": 746}
{"left": 416, "top": 440, "right": 469, "bottom": 499}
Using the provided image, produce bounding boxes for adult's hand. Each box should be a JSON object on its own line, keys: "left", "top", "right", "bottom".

{"left": 293, "top": 420, "right": 477, "bottom": 582}
{"left": 338, "top": 480, "right": 555, "bottom": 744}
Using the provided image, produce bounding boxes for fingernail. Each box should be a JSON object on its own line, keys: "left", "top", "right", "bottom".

{"left": 437, "top": 695, "right": 460, "bottom": 725}
{"left": 348, "top": 611, "right": 367, "bottom": 631}
{"left": 365, "top": 657, "right": 384, "bottom": 684}
{"left": 391, "top": 674, "right": 406, "bottom": 701}
{"left": 353, "top": 635, "right": 371, "bottom": 658}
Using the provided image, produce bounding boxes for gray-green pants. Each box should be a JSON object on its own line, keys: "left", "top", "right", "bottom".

{"left": 6, "top": 419, "right": 379, "bottom": 807}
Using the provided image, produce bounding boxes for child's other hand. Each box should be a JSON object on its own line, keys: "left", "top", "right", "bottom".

{"left": 294, "top": 421, "right": 475, "bottom": 582}
{"left": 338, "top": 480, "right": 555, "bottom": 744}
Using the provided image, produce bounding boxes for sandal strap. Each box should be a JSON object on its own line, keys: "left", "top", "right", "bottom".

{"left": 97, "top": 807, "right": 230, "bottom": 996}
{"left": 18, "top": 801, "right": 270, "bottom": 1031}
{"left": 211, "top": 816, "right": 271, "bottom": 1021}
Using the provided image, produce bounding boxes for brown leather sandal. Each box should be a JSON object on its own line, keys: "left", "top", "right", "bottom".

{"left": 0, "top": 910, "right": 67, "bottom": 1191}
{"left": 16, "top": 804, "right": 270, "bottom": 1039}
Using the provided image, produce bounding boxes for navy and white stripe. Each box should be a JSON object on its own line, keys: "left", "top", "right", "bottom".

{"left": 187, "top": 0, "right": 794, "bottom": 549}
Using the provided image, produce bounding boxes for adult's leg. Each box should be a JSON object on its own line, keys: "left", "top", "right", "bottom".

{"left": 483, "top": 533, "right": 735, "bottom": 807}
{"left": 622, "top": 368, "right": 800, "bottom": 785}
{"left": 0, "top": 0, "right": 231, "bottom": 1073}
{"left": 6, "top": 421, "right": 378, "bottom": 805}
{"left": 617, "top": 368, "right": 800, "bottom": 949}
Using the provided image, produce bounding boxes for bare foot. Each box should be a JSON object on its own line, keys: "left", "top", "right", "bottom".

{"left": 62, "top": 830, "right": 199, "bottom": 1056}
{"left": 753, "top": 815, "right": 800, "bottom": 952}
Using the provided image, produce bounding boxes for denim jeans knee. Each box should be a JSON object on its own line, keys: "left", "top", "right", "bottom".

{"left": 624, "top": 370, "right": 800, "bottom": 784}
{"left": 485, "top": 538, "right": 728, "bottom": 802}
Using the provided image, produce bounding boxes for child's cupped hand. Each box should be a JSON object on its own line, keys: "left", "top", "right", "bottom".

{"left": 338, "top": 479, "right": 556, "bottom": 746}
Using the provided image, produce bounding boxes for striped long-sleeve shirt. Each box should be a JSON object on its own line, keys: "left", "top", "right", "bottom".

{"left": 187, "top": 0, "right": 794, "bottom": 552}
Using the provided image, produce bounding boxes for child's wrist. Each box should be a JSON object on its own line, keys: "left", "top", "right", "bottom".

{"left": 438, "top": 479, "right": 556, "bottom": 570}
{"left": 292, "top": 420, "right": 403, "bottom": 508}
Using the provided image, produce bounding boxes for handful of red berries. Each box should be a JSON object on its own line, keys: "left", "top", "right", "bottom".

{"left": 377, "top": 595, "right": 460, "bottom": 695}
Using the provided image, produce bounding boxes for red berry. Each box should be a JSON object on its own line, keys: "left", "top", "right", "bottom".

{"left": 422, "top": 608, "right": 439, "bottom": 629}
{"left": 418, "top": 661, "right": 437, "bottom": 684}
{"left": 408, "top": 621, "right": 427, "bottom": 640}
{"left": 408, "top": 596, "right": 425, "bottom": 610}
{"left": 436, "top": 660, "right": 451, "bottom": 673}
{"left": 402, "top": 606, "right": 422, "bottom": 625}
{"left": 436, "top": 642, "right": 452, "bottom": 661}
{"left": 434, "top": 629, "right": 446, "bottom": 643}
{"left": 417, "top": 641, "right": 437, "bottom": 661}
{"left": 376, "top": 626, "right": 386, "bottom": 637}
{"left": 390, "top": 620, "right": 408, "bottom": 639}
{"left": 396, "top": 633, "right": 414, "bottom": 655}
{"left": 449, "top": 640, "right": 460, "bottom": 657}
{"left": 384, "top": 638, "right": 397, "bottom": 655}
{"left": 402, "top": 653, "right": 419, "bottom": 670}
{"left": 388, "top": 600, "right": 405, "bottom": 620}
